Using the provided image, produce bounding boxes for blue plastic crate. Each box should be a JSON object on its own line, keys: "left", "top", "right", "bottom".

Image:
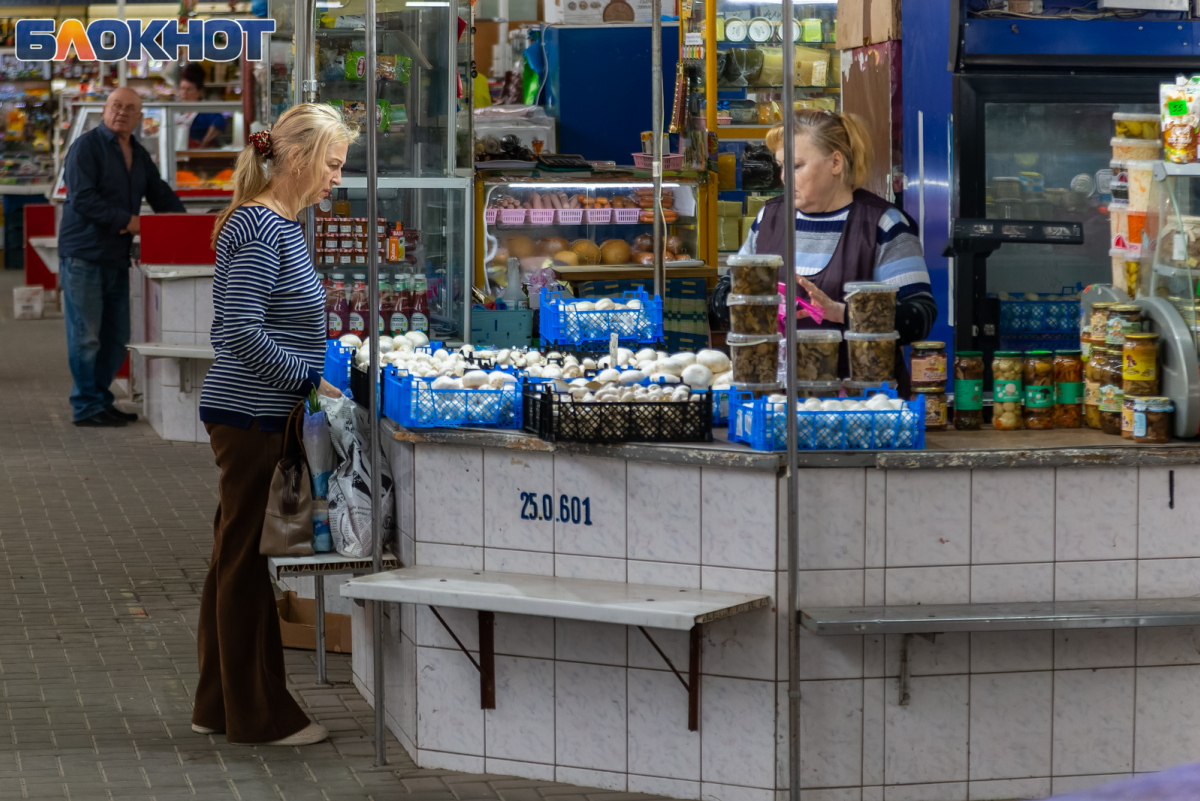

{"left": 996, "top": 295, "right": 1080, "bottom": 335}
{"left": 323, "top": 339, "right": 354, "bottom": 396}
{"left": 538, "top": 287, "right": 664, "bottom": 347}
{"left": 728, "top": 385, "right": 925, "bottom": 452}
{"left": 382, "top": 367, "right": 523, "bottom": 429}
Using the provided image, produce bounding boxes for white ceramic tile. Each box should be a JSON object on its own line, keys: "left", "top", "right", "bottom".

{"left": 864, "top": 634, "right": 886, "bottom": 679}
{"left": 417, "top": 749, "right": 485, "bottom": 773}
{"left": 395, "top": 443, "right": 415, "bottom": 539}
{"left": 967, "top": 778, "right": 1050, "bottom": 800}
{"left": 1055, "top": 467, "right": 1137, "bottom": 561}
{"left": 702, "top": 567, "right": 777, "bottom": 681}
{"left": 970, "top": 563, "right": 1054, "bottom": 603}
{"left": 1139, "top": 466, "right": 1200, "bottom": 558}
{"left": 702, "top": 468, "right": 776, "bottom": 571}
{"left": 885, "top": 470, "right": 970, "bottom": 567}
{"left": 882, "top": 782, "right": 966, "bottom": 801}
{"left": 157, "top": 351, "right": 180, "bottom": 388}
{"left": 798, "top": 679, "right": 862, "bottom": 789}
{"left": 485, "top": 656, "right": 554, "bottom": 764}
{"left": 969, "top": 631, "right": 1053, "bottom": 674}
{"left": 160, "top": 385, "right": 198, "bottom": 442}
{"left": 628, "top": 462, "right": 701, "bottom": 564}
{"left": 629, "top": 625, "right": 689, "bottom": 672}
{"left": 554, "top": 553, "right": 625, "bottom": 582}
{"left": 865, "top": 470, "right": 886, "bottom": 568}
{"left": 971, "top": 468, "right": 1055, "bottom": 564}
{"left": 415, "top": 542, "right": 483, "bottom": 570}
{"left": 400, "top": 533, "right": 415, "bottom": 566}
{"left": 1137, "top": 558, "right": 1200, "bottom": 598}
{"left": 1049, "top": 774, "right": 1132, "bottom": 796}
{"left": 627, "top": 560, "right": 701, "bottom": 589}
{"left": 415, "top": 646, "right": 484, "bottom": 755}
{"left": 555, "top": 766, "right": 627, "bottom": 792}
{"left": 1053, "top": 668, "right": 1134, "bottom": 776}
{"left": 862, "top": 788, "right": 882, "bottom": 801}
{"left": 555, "top": 619, "right": 626, "bottom": 666}
{"left": 885, "top": 567, "right": 970, "bottom": 605}
{"left": 554, "top": 454, "right": 626, "bottom": 558}
{"left": 700, "top": 782, "right": 774, "bottom": 801}
{"left": 555, "top": 662, "right": 626, "bottom": 772}
{"left": 630, "top": 774, "right": 700, "bottom": 800}
{"left": 628, "top": 667, "right": 701, "bottom": 781}
{"left": 796, "top": 569, "right": 865, "bottom": 608}
{"left": 1136, "top": 626, "right": 1200, "bottom": 666}
{"left": 799, "top": 628, "right": 863, "bottom": 681}
{"left": 160, "top": 279, "right": 195, "bottom": 333}
{"left": 485, "top": 758, "right": 555, "bottom": 781}
{"left": 799, "top": 790, "right": 861, "bottom": 801}
{"left": 1134, "top": 665, "right": 1200, "bottom": 772}
{"left": 483, "top": 450, "right": 554, "bottom": 552}
{"left": 400, "top": 634, "right": 417, "bottom": 743}
{"left": 484, "top": 548, "right": 554, "bottom": 576}
{"left": 884, "top": 675, "right": 969, "bottom": 785}
{"left": 1054, "top": 560, "right": 1137, "bottom": 601}
{"left": 884, "top": 633, "right": 970, "bottom": 678}
{"left": 194, "top": 276, "right": 214, "bottom": 335}
{"left": 701, "top": 676, "right": 776, "bottom": 789}
{"left": 1054, "top": 629, "right": 1135, "bottom": 670}
{"left": 968, "top": 672, "right": 1052, "bottom": 780}
{"left": 788, "top": 469, "right": 866, "bottom": 570}
{"left": 415, "top": 605, "right": 479, "bottom": 650}
{"left": 865, "top": 569, "right": 884, "bottom": 606}
{"left": 161, "top": 329, "right": 194, "bottom": 344}
{"left": 493, "top": 613, "right": 554, "bottom": 660}
{"left": 862, "top": 678, "right": 885, "bottom": 786}
{"left": 415, "top": 445, "right": 482, "bottom": 546}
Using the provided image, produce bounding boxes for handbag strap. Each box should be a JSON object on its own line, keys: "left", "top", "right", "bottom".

{"left": 282, "top": 401, "right": 307, "bottom": 463}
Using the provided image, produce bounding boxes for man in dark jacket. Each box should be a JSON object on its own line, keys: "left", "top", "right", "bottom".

{"left": 59, "top": 87, "right": 185, "bottom": 427}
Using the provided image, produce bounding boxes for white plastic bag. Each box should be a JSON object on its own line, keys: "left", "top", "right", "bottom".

{"left": 321, "top": 396, "right": 394, "bottom": 558}
{"left": 302, "top": 409, "right": 336, "bottom": 552}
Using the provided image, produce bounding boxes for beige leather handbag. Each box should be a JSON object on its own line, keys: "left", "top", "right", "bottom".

{"left": 260, "top": 402, "right": 315, "bottom": 556}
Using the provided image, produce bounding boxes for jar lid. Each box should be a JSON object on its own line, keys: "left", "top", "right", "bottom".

{"left": 844, "top": 281, "right": 898, "bottom": 296}
{"left": 727, "top": 332, "right": 783, "bottom": 346}
{"left": 1125, "top": 332, "right": 1160, "bottom": 340}
{"left": 733, "top": 381, "right": 785, "bottom": 391}
{"left": 1055, "top": 349, "right": 1083, "bottom": 356}
{"left": 1134, "top": 396, "right": 1174, "bottom": 412}
{"left": 956, "top": 350, "right": 983, "bottom": 357}
{"left": 1110, "top": 159, "right": 1126, "bottom": 169}
{"left": 1091, "top": 302, "right": 1116, "bottom": 310}
{"left": 993, "top": 350, "right": 1022, "bottom": 357}
{"left": 994, "top": 177, "right": 1021, "bottom": 183}
{"left": 795, "top": 329, "right": 843, "bottom": 343}
{"left": 843, "top": 378, "right": 895, "bottom": 392}
{"left": 1112, "top": 137, "right": 1160, "bottom": 145}
{"left": 844, "top": 331, "right": 900, "bottom": 342}
{"left": 727, "top": 293, "right": 784, "bottom": 306}
{"left": 352, "top": 273, "right": 367, "bottom": 279}
{"left": 912, "top": 340, "right": 945, "bottom": 350}
{"left": 795, "top": 380, "right": 841, "bottom": 389}
{"left": 911, "top": 385, "right": 946, "bottom": 395}
{"left": 727, "top": 254, "right": 783, "bottom": 268}
{"left": 1026, "top": 350, "right": 1053, "bottom": 356}
{"left": 1113, "top": 112, "right": 1160, "bottom": 121}
{"left": 1110, "top": 304, "right": 1142, "bottom": 312}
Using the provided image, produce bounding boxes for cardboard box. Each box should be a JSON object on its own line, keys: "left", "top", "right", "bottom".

{"left": 836, "top": 0, "right": 899, "bottom": 49}
{"left": 276, "top": 591, "right": 353, "bottom": 653}
{"left": 13, "top": 285, "right": 43, "bottom": 320}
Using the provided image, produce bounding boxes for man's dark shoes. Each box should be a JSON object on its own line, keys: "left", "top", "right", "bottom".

{"left": 106, "top": 407, "right": 139, "bottom": 423}
{"left": 73, "top": 410, "right": 128, "bottom": 427}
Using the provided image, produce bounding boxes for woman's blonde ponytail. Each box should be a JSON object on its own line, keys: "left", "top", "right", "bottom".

{"left": 211, "top": 146, "right": 271, "bottom": 246}
{"left": 765, "top": 109, "right": 875, "bottom": 191}
{"left": 838, "top": 113, "right": 873, "bottom": 190}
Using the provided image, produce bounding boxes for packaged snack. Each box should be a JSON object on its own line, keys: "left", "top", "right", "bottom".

{"left": 1162, "top": 79, "right": 1197, "bottom": 164}
{"left": 377, "top": 54, "right": 413, "bottom": 84}
{"left": 345, "top": 51, "right": 368, "bottom": 80}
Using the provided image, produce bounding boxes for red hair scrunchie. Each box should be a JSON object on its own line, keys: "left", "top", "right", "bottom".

{"left": 249, "top": 130, "right": 273, "bottom": 159}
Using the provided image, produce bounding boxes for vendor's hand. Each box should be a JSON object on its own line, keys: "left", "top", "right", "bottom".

{"left": 797, "top": 276, "right": 845, "bottom": 324}
{"left": 317, "top": 378, "right": 343, "bottom": 399}
{"left": 122, "top": 215, "right": 141, "bottom": 235}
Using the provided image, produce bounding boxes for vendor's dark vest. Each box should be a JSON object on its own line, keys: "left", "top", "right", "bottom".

{"left": 756, "top": 188, "right": 912, "bottom": 394}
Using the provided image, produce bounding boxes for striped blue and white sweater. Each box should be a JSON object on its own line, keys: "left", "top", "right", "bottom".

{"left": 200, "top": 205, "right": 326, "bottom": 431}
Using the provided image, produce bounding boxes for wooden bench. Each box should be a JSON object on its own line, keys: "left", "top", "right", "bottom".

{"left": 342, "top": 566, "right": 772, "bottom": 730}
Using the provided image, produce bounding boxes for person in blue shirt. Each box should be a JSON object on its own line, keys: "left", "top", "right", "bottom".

{"left": 59, "top": 87, "right": 185, "bottom": 427}
{"left": 177, "top": 64, "right": 226, "bottom": 149}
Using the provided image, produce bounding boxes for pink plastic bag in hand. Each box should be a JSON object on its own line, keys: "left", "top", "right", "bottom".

{"left": 776, "top": 281, "right": 825, "bottom": 331}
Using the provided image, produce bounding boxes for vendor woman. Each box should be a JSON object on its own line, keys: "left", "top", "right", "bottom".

{"left": 738, "top": 109, "right": 937, "bottom": 388}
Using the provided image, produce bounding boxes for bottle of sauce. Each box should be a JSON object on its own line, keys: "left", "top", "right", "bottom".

{"left": 327, "top": 273, "right": 349, "bottom": 338}
{"left": 378, "top": 273, "right": 395, "bottom": 335}
{"left": 393, "top": 270, "right": 412, "bottom": 335}
{"left": 348, "top": 273, "right": 368, "bottom": 337}
{"left": 333, "top": 188, "right": 351, "bottom": 218}
{"left": 411, "top": 273, "right": 429, "bottom": 334}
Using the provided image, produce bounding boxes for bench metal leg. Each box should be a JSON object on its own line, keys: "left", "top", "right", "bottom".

{"left": 315, "top": 575, "right": 327, "bottom": 686}
{"left": 637, "top": 623, "right": 703, "bottom": 732}
{"left": 899, "top": 632, "right": 937, "bottom": 706}
{"left": 428, "top": 606, "right": 495, "bottom": 709}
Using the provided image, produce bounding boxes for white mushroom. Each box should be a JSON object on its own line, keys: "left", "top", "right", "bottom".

{"left": 461, "top": 370, "right": 489, "bottom": 389}
{"left": 404, "top": 331, "right": 429, "bottom": 347}
{"left": 596, "top": 368, "right": 623, "bottom": 385}
{"left": 339, "top": 334, "right": 363, "bottom": 348}
{"left": 671, "top": 351, "right": 697, "bottom": 367}
{"left": 681, "top": 363, "right": 713, "bottom": 389}
{"left": 696, "top": 349, "right": 731, "bottom": 374}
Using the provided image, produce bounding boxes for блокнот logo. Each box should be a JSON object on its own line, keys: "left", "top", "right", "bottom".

{"left": 16, "top": 19, "right": 276, "bottom": 62}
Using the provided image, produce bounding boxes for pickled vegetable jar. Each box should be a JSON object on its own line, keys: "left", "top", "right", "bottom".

{"left": 1023, "top": 351, "right": 1055, "bottom": 430}
{"left": 1105, "top": 304, "right": 1142, "bottom": 346}
{"left": 844, "top": 282, "right": 898, "bottom": 334}
{"left": 912, "top": 387, "right": 947, "bottom": 431}
{"left": 728, "top": 332, "right": 782, "bottom": 385}
{"left": 1053, "top": 349, "right": 1083, "bottom": 428}
{"left": 1099, "top": 347, "right": 1125, "bottom": 435}
{"left": 910, "top": 341, "right": 948, "bottom": 389}
{"left": 726, "top": 255, "right": 782, "bottom": 295}
{"left": 1122, "top": 396, "right": 1137, "bottom": 439}
{"left": 728, "top": 293, "right": 783, "bottom": 336}
{"left": 953, "top": 351, "right": 984, "bottom": 431}
{"left": 1085, "top": 344, "right": 1106, "bottom": 430}
{"left": 796, "top": 380, "right": 841, "bottom": 399}
{"left": 794, "top": 329, "right": 842, "bottom": 381}
{"left": 1133, "top": 396, "right": 1173, "bottom": 444}
{"left": 991, "top": 351, "right": 1024, "bottom": 431}
{"left": 845, "top": 331, "right": 899, "bottom": 383}
{"left": 1123, "top": 332, "right": 1160, "bottom": 397}
{"left": 1090, "top": 302, "right": 1115, "bottom": 341}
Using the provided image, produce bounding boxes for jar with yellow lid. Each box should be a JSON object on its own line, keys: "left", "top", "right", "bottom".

{"left": 910, "top": 341, "right": 948, "bottom": 390}
{"left": 1133, "top": 397, "right": 1174, "bottom": 444}
{"left": 1090, "top": 302, "right": 1115, "bottom": 341}
{"left": 1123, "top": 332, "right": 1160, "bottom": 397}
{"left": 1099, "top": 347, "right": 1125, "bottom": 435}
{"left": 1122, "top": 396, "right": 1137, "bottom": 439}
{"left": 1084, "top": 344, "right": 1106, "bottom": 430}
{"left": 1105, "top": 304, "right": 1142, "bottom": 345}
{"left": 912, "top": 386, "right": 948, "bottom": 431}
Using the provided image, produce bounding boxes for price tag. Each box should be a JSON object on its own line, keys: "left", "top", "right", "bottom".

{"left": 684, "top": 32, "right": 703, "bottom": 45}
{"left": 1175, "top": 232, "right": 1188, "bottom": 262}
{"left": 1168, "top": 99, "right": 1188, "bottom": 116}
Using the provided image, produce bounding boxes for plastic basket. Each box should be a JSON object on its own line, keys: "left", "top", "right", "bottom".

{"left": 728, "top": 384, "right": 925, "bottom": 452}
{"left": 349, "top": 365, "right": 383, "bottom": 416}
{"left": 471, "top": 308, "right": 535, "bottom": 348}
{"left": 710, "top": 388, "right": 732, "bottom": 427}
{"left": 632, "top": 153, "right": 685, "bottom": 170}
{"left": 997, "top": 296, "right": 1080, "bottom": 335}
{"left": 499, "top": 209, "right": 527, "bottom": 225}
{"left": 484, "top": 209, "right": 498, "bottom": 225}
{"left": 557, "top": 208, "right": 584, "bottom": 225}
{"left": 383, "top": 368, "right": 523, "bottom": 429}
{"left": 522, "top": 387, "right": 713, "bottom": 444}
{"left": 323, "top": 339, "right": 354, "bottom": 395}
{"left": 586, "top": 208, "right": 613, "bottom": 225}
{"left": 529, "top": 209, "right": 555, "bottom": 225}
{"left": 538, "top": 286, "right": 664, "bottom": 346}
{"left": 614, "top": 208, "right": 641, "bottom": 224}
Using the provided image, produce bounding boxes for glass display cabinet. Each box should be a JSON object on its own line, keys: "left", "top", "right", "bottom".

{"left": 278, "top": 0, "right": 474, "bottom": 343}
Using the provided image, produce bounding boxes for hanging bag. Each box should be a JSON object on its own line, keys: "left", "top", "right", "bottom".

{"left": 260, "top": 402, "right": 315, "bottom": 556}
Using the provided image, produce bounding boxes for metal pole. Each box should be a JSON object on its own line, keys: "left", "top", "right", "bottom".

{"left": 118, "top": 0, "right": 127, "bottom": 88}
{"left": 651, "top": 0, "right": 664, "bottom": 299}
{"left": 364, "top": 0, "right": 387, "bottom": 769}
{"left": 781, "top": 5, "right": 800, "bottom": 801}
{"left": 314, "top": 574, "right": 327, "bottom": 685}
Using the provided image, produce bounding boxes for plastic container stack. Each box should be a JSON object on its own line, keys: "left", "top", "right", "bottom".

{"left": 725, "top": 254, "right": 785, "bottom": 396}
{"left": 843, "top": 282, "right": 900, "bottom": 386}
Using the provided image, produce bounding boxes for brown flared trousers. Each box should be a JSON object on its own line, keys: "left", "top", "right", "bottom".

{"left": 193, "top": 422, "right": 311, "bottom": 744}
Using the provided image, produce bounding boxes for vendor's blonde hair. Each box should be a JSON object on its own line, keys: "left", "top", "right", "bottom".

{"left": 211, "top": 103, "right": 359, "bottom": 246}
{"left": 766, "top": 109, "right": 873, "bottom": 191}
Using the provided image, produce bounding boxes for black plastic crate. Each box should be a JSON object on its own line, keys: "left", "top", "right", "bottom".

{"left": 349, "top": 364, "right": 383, "bottom": 413}
{"left": 522, "top": 388, "right": 713, "bottom": 444}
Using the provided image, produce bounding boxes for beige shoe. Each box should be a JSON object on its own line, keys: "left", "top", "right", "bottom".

{"left": 192, "top": 724, "right": 222, "bottom": 735}
{"left": 264, "top": 722, "right": 328, "bottom": 746}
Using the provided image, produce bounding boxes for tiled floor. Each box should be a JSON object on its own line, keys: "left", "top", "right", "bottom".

{"left": 0, "top": 270, "right": 664, "bottom": 801}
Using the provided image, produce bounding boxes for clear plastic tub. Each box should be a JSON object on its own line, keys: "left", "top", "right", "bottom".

{"left": 727, "top": 254, "right": 782, "bottom": 295}
{"left": 845, "top": 330, "right": 899, "bottom": 383}
{"left": 796, "top": 379, "right": 841, "bottom": 399}
{"left": 728, "top": 332, "right": 782, "bottom": 385}
{"left": 1113, "top": 113, "right": 1161, "bottom": 141}
{"left": 728, "top": 293, "right": 784, "bottom": 336}
{"left": 844, "top": 282, "right": 898, "bottom": 333}
{"left": 794, "top": 329, "right": 842, "bottom": 381}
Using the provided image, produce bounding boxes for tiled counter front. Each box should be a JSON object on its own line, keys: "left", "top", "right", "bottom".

{"left": 354, "top": 443, "right": 1200, "bottom": 801}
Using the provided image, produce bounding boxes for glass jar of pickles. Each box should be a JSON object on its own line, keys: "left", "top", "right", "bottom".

{"left": 1023, "top": 351, "right": 1055, "bottom": 429}
{"left": 1054, "top": 349, "right": 1083, "bottom": 428}
{"left": 1133, "top": 397, "right": 1174, "bottom": 444}
{"left": 910, "top": 341, "right": 948, "bottom": 390}
{"left": 1122, "top": 396, "right": 1137, "bottom": 439}
{"left": 991, "top": 351, "right": 1024, "bottom": 430}
{"left": 1123, "top": 332, "right": 1160, "bottom": 397}
{"left": 1090, "top": 302, "right": 1115, "bottom": 341}
{"left": 1085, "top": 344, "right": 1106, "bottom": 429}
{"left": 1105, "top": 304, "right": 1142, "bottom": 346}
{"left": 912, "top": 386, "right": 948, "bottom": 431}
{"left": 1099, "top": 346, "right": 1125, "bottom": 435}
{"left": 953, "top": 351, "right": 984, "bottom": 431}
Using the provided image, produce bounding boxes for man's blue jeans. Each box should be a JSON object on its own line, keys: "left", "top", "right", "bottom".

{"left": 60, "top": 256, "right": 130, "bottom": 421}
